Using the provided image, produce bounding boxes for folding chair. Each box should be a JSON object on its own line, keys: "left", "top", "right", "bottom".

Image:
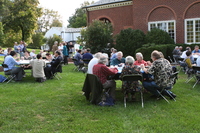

{"left": 192, "top": 66, "right": 200, "bottom": 88}
{"left": 185, "top": 65, "right": 195, "bottom": 83}
{"left": 156, "top": 72, "right": 178, "bottom": 103}
{"left": 52, "top": 61, "right": 63, "bottom": 80}
{"left": 2, "top": 64, "right": 16, "bottom": 83}
{"left": 72, "top": 58, "right": 80, "bottom": 71}
{"left": 121, "top": 74, "right": 144, "bottom": 108}
{"left": 168, "top": 56, "right": 179, "bottom": 66}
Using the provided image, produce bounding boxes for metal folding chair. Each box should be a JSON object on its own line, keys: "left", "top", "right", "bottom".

{"left": 72, "top": 58, "right": 80, "bottom": 71}
{"left": 2, "top": 64, "right": 16, "bottom": 83}
{"left": 192, "top": 66, "right": 200, "bottom": 88}
{"left": 121, "top": 74, "right": 144, "bottom": 108}
{"left": 156, "top": 72, "right": 179, "bottom": 103}
{"left": 52, "top": 61, "right": 63, "bottom": 80}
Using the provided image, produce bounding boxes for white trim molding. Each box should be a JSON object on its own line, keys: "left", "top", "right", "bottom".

{"left": 148, "top": 20, "right": 176, "bottom": 43}
{"left": 185, "top": 18, "right": 200, "bottom": 44}
{"left": 87, "top": 1, "right": 133, "bottom": 11}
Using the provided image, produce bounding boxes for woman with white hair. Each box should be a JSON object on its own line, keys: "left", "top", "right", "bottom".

{"left": 120, "top": 56, "right": 142, "bottom": 101}
{"left": 134, "top": 52, "right": 148, "bottom": 66}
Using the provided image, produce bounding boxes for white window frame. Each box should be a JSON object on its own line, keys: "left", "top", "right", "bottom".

{"left": 148, "top": 20, "right": 176, "bottom": 43}
{"left": 185, "top": 18, "right": 200, "bottom": 44}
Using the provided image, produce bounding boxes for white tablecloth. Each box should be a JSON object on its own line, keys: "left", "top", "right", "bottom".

{"left": 19, "top": 60, "right": 50, "bottom": 65}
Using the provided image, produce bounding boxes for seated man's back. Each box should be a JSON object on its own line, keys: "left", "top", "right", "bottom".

{"left": 30, "top": 59, "right": 45, "bottom": 78}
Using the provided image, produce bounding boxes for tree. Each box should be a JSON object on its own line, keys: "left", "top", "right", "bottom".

{"left": 83, "top": 20, "right": 113, "bottom": 53}
{"left": 45, "top": 34, "right": 62, "bottom": 50}
{"left": 2, "top": 0, "right": 42, "bottom": 41}
{"left": 0, "top": 22, "right": 5, "bottom": 46}
{"left": 115, "top": 28, "right": 145, "bottom": 57}
{"left": 145, "top": 28, "right": 175, "bottom": 44}
{"left": 0, "top": 0, "right": 11, "bottom": 22}
{"left": 37, "top": 8, "right": 63, "bottom": 33}
{"left": 4, "top": 29, "right": 22, "bottom": 47}
{"left": 29, "top": 33, "right": 45, "bottom": 49}
{"left": 67, "top": 1, "right": 94, "bottom": 28}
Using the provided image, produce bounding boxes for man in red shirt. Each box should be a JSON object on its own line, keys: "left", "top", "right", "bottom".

{"left": 93, "top": 55, "right": 118, "bottom": 100}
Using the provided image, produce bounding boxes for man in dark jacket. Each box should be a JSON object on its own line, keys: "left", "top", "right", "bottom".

{"left": 44, "top": 51, "right": 63, "bottom": 79}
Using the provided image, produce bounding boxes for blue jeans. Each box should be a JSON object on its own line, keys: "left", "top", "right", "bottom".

{"left": 143, "top": 81, "right": 173, "bottom": 97}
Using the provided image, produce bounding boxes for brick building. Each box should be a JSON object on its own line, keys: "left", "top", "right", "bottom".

{"left": 86, "top": 0, "right": 200, "bottom": 44}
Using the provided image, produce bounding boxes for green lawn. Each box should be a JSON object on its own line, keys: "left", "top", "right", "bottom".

{"left": 0, "top": 63, "right": 200, "bottom": 132}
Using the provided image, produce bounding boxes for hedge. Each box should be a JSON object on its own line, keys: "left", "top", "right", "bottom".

{"left": 135, "top": 44, "right": 175, "bottom": 61}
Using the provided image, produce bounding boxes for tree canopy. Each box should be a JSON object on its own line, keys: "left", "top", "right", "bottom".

{"left": 2, "top": 0, "right": 42, "bottom": 42}
{"left": 37, "top": 8, "right": 63, "bottom": 33}
{"left": 115, "top": 28, "right": 146, "bottom": 57}
{"left": 83, "top": 20, "right": 113, "bottom": 53}
{"left": 67, "top": 1, "right": 94, "bottom": 28}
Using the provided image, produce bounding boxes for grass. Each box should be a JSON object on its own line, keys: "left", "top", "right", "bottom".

{"left": 0, "top": 62, "right": 200, "bottom": 132}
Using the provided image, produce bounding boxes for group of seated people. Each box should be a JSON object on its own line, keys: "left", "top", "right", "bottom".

{"left": 3, "top": 50, "right": 63, "bottom": 82}
{"left": 176, "top": 46, "right": 200, "bottom": 76}
{"left": 85, "top": 50, "right": 177, "bottom": 103}
{"left": 73, "top": 48, "right": 94, "bottom": 70}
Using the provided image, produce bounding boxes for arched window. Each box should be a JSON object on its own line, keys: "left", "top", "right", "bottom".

{"left": 99, "top": 18, "right": 111, "bottom": 23}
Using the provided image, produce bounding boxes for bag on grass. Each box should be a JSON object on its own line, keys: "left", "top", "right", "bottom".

{"left": 98, "top": 92, "right": 114, "bottom": 106}
{"left": 0, "top": 75, "right": 6, "bottom": 83}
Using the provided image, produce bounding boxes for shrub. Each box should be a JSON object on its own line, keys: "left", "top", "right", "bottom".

{"left": 84, "top": 20, "right": 113, "bottom": 54}
{"left": 29, "top": 33, "right": 45, "bottom": 49}
{"left": 45, "top": 34, "right": 62, "bottom": 50}
{"left": 135, "top": 44, "right": 175, "bottom": 61}
{"left": 145, "top": 28, "right": 175, "bottom": 44}
{"left": 0, "top": 22, "right": 5, "bottom": 46}
{"left": 115, "top": 28, "right": 145, "bottom": 57}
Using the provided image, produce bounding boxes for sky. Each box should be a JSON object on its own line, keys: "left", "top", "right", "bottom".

{"left": 39, "top": 0, "right": 96, "bottom": 27}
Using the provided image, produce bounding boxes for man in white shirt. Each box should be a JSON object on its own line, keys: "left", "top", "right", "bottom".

{"left": 30, "top": 50, "right": 36, "bottom": 59}
{"left": 87, "top": 52, "right": 102, "bottom": 74}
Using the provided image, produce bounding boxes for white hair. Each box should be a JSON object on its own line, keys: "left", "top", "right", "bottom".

{"left": 125, "top": 56, "right": 135, "bottom": 64}
{"left": 117, "top": 51, "right": 123, "bottom": 56}
{"left": 98, "top": 55, "right": 108, "bottom": 65}
{"left": 136, "top": 52, "right": 143, "bottom": 60}
{"left": 94, "top": 52, "right": 102, "bottom": 59}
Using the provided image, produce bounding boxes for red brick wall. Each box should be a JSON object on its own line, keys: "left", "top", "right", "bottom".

{"left": 88, "top": 5, "right": 133, "bottom": 35}
{"left": 133, "top": 0, "right": 200, "bottom": 43}
{"left": 87, "top": 0, "right": 200, "bottom": 44}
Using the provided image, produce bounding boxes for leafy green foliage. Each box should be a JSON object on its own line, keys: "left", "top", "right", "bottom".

{"left": 115, "top": 28, "right": 145, "bottom": 57}
{"left": 28, "top": 33, "right": 45, "bottom": 49}
{"left": 145, "top": 28, "right": 175, "bottom": 44}
{"left": 2, "top": 0, "right": 42, "bottom": 41}
{"left": 76, "top": 28, "right": 87, "bottom": 46}
{"left": 135, "top": 44, "right": 175, "bottom": 61}
{"left": 3, "top": 29, "right": 22, "bottom": 47}
{"left": 84, "top": 20, "right": 113, "bottom": 53}
{"left": 0, "top": 22, "right": 5, "bottom": 46}
{"left": 45, "top": 34, "right": 62, "bottom": 50}
{"left": 37, "top": 8, "right": 63, "bottom": 34}
{"left": 67, "top": 1, "right": 94, "bottom": 28}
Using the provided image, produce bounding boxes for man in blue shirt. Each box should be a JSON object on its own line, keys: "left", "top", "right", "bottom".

{"left": 82, "top": 48, "right": 93, "bottom": 64}
{"left": 4, "top": 51, "right": 24, "bottom": 81}
{"left": 74, "top": 50, "right": 84, "bottom": 66}
{"left": 192, "top": 45, "right": 200, "bottom": 56}
{"left": 110, "top": 51, "right": 125, "bottom": 66}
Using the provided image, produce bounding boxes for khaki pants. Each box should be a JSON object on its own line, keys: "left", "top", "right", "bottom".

{"left": 103, "top": 80, "right": 116, "bottom": 100}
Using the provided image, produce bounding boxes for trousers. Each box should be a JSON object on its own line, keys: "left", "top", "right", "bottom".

{"left": 103, "top": 80, "right": 116, "bottom": 100}
{"left": 5, "top": 67, "right": 23, "bottom": 81}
